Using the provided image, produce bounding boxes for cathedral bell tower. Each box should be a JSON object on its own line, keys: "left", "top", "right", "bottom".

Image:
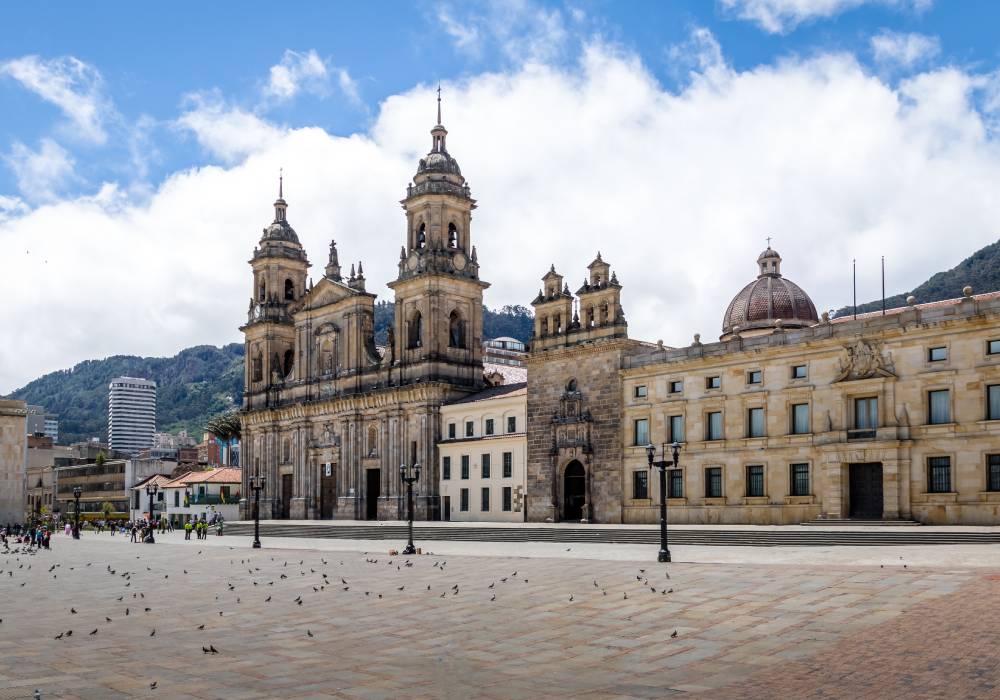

{"left": 387, "top": 89, "right": 489, "bottom": 387}
{"left": 241, "top": 173, "right": 310, "bottom": 408}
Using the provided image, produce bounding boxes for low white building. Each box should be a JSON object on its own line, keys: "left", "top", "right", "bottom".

{"left": 161, "top": 468, "right": 242, "bottom": 524}
{"left": 438, "top": 383, "right": 527, "bottom": 522}
{"left": 130, "top": 474, "right": 174, "bottom": 523}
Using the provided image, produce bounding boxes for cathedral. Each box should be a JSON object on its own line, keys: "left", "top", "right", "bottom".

{"left": 239, "top": 99, "right": 489, "bottom": 521}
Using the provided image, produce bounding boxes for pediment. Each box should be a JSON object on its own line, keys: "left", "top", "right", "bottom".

{"left": 300, "top": 277, "right": 359, "bottom": 311}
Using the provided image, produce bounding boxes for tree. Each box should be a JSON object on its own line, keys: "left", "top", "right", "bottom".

{"left": 205, "top": 411, "right": 242, "bottom": 466}
{"left": 95, "top": 451, "right": 106, "bottom": 466}
{"left": 101, "top": 501, "right": 115, "bottom": 519}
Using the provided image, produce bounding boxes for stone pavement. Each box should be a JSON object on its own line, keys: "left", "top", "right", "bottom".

{"left": 0, "top": 533, "right": 996, "bottom": 699}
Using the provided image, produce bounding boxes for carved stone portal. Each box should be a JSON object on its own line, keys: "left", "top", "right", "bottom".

{"left": 834, "top": 338, "right": 895, "bottom": 382}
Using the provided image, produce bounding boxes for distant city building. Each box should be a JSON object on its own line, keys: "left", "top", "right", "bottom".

{"left": 152, "top": 430, "right": 197, "bottom": 450}
{"left": 44, "top": 415, "right": 58, "bottom": 443}
{"left": 483, "top": 337, "right": 527, "bottom": 367}
{"left": 108, "top": 377, "right": 157, "bottom": 455}
{"left": 56, "top": 459, "right": 128, "bottom": 519}
{"left": 25, "top": 405, "right": 46, "bottom": 437}
{"left": 0, "top": 399, "right": 28, "bottom": 525}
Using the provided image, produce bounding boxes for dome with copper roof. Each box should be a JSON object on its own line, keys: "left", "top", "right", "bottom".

{"left": 721, "top": 246, "right": 818, "bottom": 339}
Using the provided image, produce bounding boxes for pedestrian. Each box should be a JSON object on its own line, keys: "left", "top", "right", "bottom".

{"left": 130, "top": 525, "right": 138, "bottom": 543}
{"left": 184, "top": 521, "right": 192, "bottom": 540}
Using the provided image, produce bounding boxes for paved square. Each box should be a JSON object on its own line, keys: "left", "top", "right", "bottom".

{"left": 0, "top": 535, "right": 998, "bottom": 699}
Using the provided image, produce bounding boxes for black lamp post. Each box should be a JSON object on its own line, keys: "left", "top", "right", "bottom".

{"left": 646, "top": 441, "right": 681, "bottom": 563}
{"left": 399, "top": 460, "right": 421, "bottom": 555}
{"left": 72, "top": 486, "right": 82, "bottom": 539}
{"left": 249, "top": 474, "right": 266, "bottom": 549}
{"left": 145, "top": 483, "right": 159, "bottom": 543}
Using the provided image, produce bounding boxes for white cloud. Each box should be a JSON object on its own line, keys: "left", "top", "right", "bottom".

{"left": 263, "top": 49, "right": 330, "bottom": 101}
{"left": 174, "top": 91, "right": 283, "bottom": 163}
{"left": 667, "top": 26, "right": 731, "bottom": 86}
{"left": 6, "top": 30, "right": 1000, "bottom": 395}
{"left": 438, "top": 8, "right": 481, "bottom": 56}
{"left": 720, "top": 0, "right": 933, "bottom": 34}
{"left": 871, "top": 30, "right": 940, "bottom": 69}
{"left": 436, "top": 0, "right": 570, "bottom": 64}
{"left": 4, "top": 138, "right": 76, "bottom": 202}
{"left": 0, "top": 55, "right": 110, "bottom": 144}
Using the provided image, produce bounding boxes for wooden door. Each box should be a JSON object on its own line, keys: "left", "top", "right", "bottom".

{"left": 849, "top": 463, "right": 883, "bottom": 519}
{"left": 281, "top": 473, "right": 293, "bottom": 519}
{"left": 320, "top": 465, "right": 336, "bottom": 519}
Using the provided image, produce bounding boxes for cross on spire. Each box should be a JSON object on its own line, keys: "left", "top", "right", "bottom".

{"left": 436, "top": 83, "right": 442, "bottom": 125}
{"left": 766, "top": 235, "right": 772, "bottom": 248}
{"left": 279, "top": 168, "right": 283, "bottom": 199}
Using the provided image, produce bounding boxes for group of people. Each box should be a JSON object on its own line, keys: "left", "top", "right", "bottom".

{"left": 183, "top": 517, "right": 222, "bottom": 539}
{"left": 2, "top": 523, "right": 51, "bottom": 549}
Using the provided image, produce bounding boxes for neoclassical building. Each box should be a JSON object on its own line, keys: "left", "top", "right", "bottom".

{"left": 526, "top": 245, "right": 1000, "bottom": 525}
{"left": 240, "top": 104, "right": 490, "bottom": 521}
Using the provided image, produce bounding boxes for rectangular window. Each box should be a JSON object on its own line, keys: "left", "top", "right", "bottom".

{"left": 669, "top": 380, "right": 683, "bottom": 394}
{"left": 790, "top": 463, "right": 810, "bottom": 496}
{"left": 705, "top": 467, "right": 723, "bottom": 498}
{"left": 481, "top": 487, "right": 490, "bottom": 512}
{"left": 747, "top": 407, "right": 765, "bottom": 438}
{"left": 448, "top": 423, "right": 456, "bottom": 439}
{"left": 706, "top": 411, "right": 723, "bottom": 441}
{"left": 747, "top": 370, "right": 762, "bottom": 385}
{"left": 502, "top": 452, "right": 513, "bottom": 478}
{"left": 634, "top": 418, "right": 649, "bottom": 446}
{"left": 855, "top": 397, "right": 878, "bottom": 430}
{"left": 485, "top": 419, "right": 495, "bottom": 436}
{"left": 668, "top": 469, "right": 683, "bottom": 499}
{"left": 706, "top": 376, "right": 721, "bottom": 390}
{"left": 928, "top": 390, "right": 951, "bottom": 424}
{"left": 746, "top": 465, "right": 765, "bottom": 497}
{"left": 791, "top": 364, "right": 807, "bottom": 379}
{"left": 502, "top": 486, "right": 512, "bottom": 512}
{"left": 928, "top": 346, "right": 948, "bottom": 362}
{"left": 632, "top": 471, "right": 648, "bottom": 499}
{"left": 465, "top": 421, "right": 474, "bottom": 437}
{"left": 173, "top": 491, "right": 179, "bottom": 507}
{"left": 669, "top": 415, "right": 685, "bottom": 443}
{"left": 481, "top": 453, "right": 491, "bottom": 479}
{"left": 989, "top": 340, "right": 1000, "bottom": 355}
{"left": 460, "top": 455, "right": 470, "bottom": 480}
{"left": 460, "top": 488, "right": 469, "bottom": 512}
{"left": 791, "top": 403, "right": 810, "bottom": 435}
{"left": 507, "top": 416, "right": 517, "bottom": 433}
{"left": 988, "top": 455, "right": 1000, "bottom": 492}
{"left": 928, "top": 456, "right": 951, "bottom": 493}
{"left": 634, "top": 385, "right": 648, "bottom": 398}
{"left": 442, "top": 456, "right": 451, "bottom": 480}
{"left": 988, "top": 385, "right": 1000, "bottom": 421}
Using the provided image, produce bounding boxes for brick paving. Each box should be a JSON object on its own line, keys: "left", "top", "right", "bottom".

{"left": 0, "top": 536, "right": 994, "bottom": 699}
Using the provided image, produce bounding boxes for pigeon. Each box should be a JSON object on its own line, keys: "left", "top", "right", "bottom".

{"left": 202, "top": 646, "right": 211, "bottom": 654}
{"left": 209, "top": 645, "right": 219, "bottom": 654}
{"left": 54, "top": 632, "right": 63, "bottom": 640}
{"left": 307, "top": 629, "right": 314, "bottom": 637}
{"left": 265, "top": 596, "right": 271, "bottom": 602}
{"left": 70, "top": 608, "right": 77, "bottom": 614}
{"left": 65, "top": 630, "right": 72, "bottom": 637}
{"left": 150, "top": 629, "right": 156, "bottom": 636}
{"left": 489, "top": 582, "right": 495, "bottom": 589}
{"left": 144, "top": 607, "right": 152, "bottom": 612}
{"left": 569, "top": 595, "right": 574, "bottom": 602}
{"left": 671, "top": 630, "right": 678, "bottom": 638}
{"left": 89, "top": 629, "right": 98, "bottom": 636}
{"left": 197, "top": 624, "right": 205, "bottom": 630}
{"left": 150, "top": 682, "right": 157, "bottom": 690}
{"left": 125, "top": 608, "right": 130, "bottom": 616}
{"left": 105, "top": 617, "right": 112, "bottom": 622}
{"left": 398, "top": 586, "right": 405, "bottom": 591}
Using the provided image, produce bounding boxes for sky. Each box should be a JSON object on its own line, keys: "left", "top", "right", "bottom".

{"left": 3, "top": 0, "right": 1000, "bottom": 393}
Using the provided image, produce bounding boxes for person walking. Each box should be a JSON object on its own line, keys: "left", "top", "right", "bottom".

{"left": 130, "top": 525, "right": 138, "bottom": 543}
{"left": 184, "top": 520, "right": 192, "bottom": 540}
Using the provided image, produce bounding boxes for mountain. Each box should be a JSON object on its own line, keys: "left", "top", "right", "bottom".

{"left": 6, "top": 305, "right": 534, "bottom": 445}
{"left": 834, "top": 239, "right": 1000, "bottom": 318}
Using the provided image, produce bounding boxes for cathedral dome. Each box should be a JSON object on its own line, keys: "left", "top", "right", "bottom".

{"left": 721, "top": 246, "right": 818, "bottom": 339}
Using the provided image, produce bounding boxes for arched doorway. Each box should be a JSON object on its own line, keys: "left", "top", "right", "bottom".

{"left": 563, "top": 461, "right": 586, "bottom": 521}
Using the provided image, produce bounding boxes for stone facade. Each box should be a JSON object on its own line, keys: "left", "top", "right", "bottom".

{"left": 525, "top": 256, "right": 642, "bottom": 523}
{"left": 240, "top": 105, "right": 489, "bottom": 522}
{"left": 621, "top": 290, "right": 1000, "bottom": 525}
{"left": 0, "top": 399, "right": 27, "bottom": 525}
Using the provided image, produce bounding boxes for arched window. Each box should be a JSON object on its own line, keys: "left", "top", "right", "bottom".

{"left": 448, "top": 222, "right": 458, "bottom": 248}
{"left": 416, "top": 223, "right": 426, "bottom": 250}
{"left": 282, "top": 438, "right": 291, "bottom": 463}
{"left": 566, "top": 378, "right": 578, "bottom": 392}
{"left": 408, "top": 311, "right": 423, "bottom": 348}
{"left": 258, "top": 281, "right": 266, "bottom": 302}
{"left": 449, "top": 310, "right": 466, "bottom": 348}
{"left": 271, "top": 353, "right": 281, "bottom": 379}
{"left": 586, "top": 306, "right": 595, "bottom": 328}
{"left": 284, "top": 279, "right": 294, "bottom": 301}
{"left": 283, "top": 349, "right": 294, "bottom": 377}
{"left": 367, "top": 426, "right": 377, "bottom": 457}
{"left": 540, "top": 317, "right": 548, "bottom": 336}
{"left": 252, "top": 352, "right": 263, "bottom": 382}
{"left": 555, "top": 314, "right": 563, "bottom": 334}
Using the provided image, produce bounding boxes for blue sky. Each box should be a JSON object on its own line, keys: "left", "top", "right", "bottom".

{"left": 4, "top": 0, "right": 1000, "bottom": 392}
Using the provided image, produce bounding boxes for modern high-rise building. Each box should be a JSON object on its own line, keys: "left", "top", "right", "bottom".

{"left": 108, "top": 377, "right": 157, "bottom": 454}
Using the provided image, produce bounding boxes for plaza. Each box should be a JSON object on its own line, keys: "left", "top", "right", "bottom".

{"left": 1, "top": 530, "right": 999, "bottom": 699}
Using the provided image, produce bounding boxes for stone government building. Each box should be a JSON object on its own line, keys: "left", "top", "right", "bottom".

{"left": 240, "top": 104, "right": 1000, "bottom": 526}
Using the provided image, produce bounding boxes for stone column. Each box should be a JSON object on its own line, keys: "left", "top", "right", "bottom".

{"left": 821, "top": 455, "right": 844, "bottom": 519}
{"left": 290, "top": 423, "right": 308, "bottom": 520}
{"left": 882, "top": 457, "right": 901, "bottom": 521}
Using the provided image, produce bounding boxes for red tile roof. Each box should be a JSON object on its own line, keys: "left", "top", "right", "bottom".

{"left": 832, "top": 290, "right": 1000, "bottom": 323}
{"left": 131, "top": 474, "right": 174, "bottom": 491}
{"left": 162, "top": 467, "right": 242, "bottom": 488}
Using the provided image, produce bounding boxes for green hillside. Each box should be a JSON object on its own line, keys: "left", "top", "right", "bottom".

{"left": 834, "top": 239, "right": 1000, "bottom": 317}
{"left": 7, "top": 305, "right": 534, "bottom": 445}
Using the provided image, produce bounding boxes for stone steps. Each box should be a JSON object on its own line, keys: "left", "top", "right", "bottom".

{"left": 222, "top": 522, "right": 1000, "bottom": 547}
{"left": 802, "top": 518, "right": 923, "bottom": 526}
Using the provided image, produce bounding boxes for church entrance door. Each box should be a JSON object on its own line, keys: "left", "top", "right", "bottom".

{"left": 280, "top": 473, "right": 293, "bottom": 519}
{"left": 365, "top": 469, "right": 380, "bottom": 520}
{"left": 563, "top": 461, "right": 586, "bottom": 521}
{"left": 320, "top": 465, "right": 336, "bottom": 519}
{"left": 849, "top": 463, "right": 883, "bottom": 519}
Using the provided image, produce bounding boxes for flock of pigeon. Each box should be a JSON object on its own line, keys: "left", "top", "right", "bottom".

{"left": 2, "top": 537, "right": 683, "bottom": 694}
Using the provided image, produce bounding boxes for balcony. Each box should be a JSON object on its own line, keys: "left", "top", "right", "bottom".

{"left": 185, "top": 494, "right": 238, "bottom": 506}
{"left": 847, "top": 428, "right": 876, "bottom": 441}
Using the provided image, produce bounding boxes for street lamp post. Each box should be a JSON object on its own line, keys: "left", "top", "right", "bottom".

{"left": 145, "top": 483, "right": 159, "bottom": 543}
{"left": 646, "top": 441, "right": 681, "bottom": 563}
{"left": 399, "top": 460, "right": 421, "bottom": 555}
{"left": 72, "top": 486, "right": 82, "bottom": 539}
{"left": 249, "top": 475, "right": 266, "bottom": 549}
